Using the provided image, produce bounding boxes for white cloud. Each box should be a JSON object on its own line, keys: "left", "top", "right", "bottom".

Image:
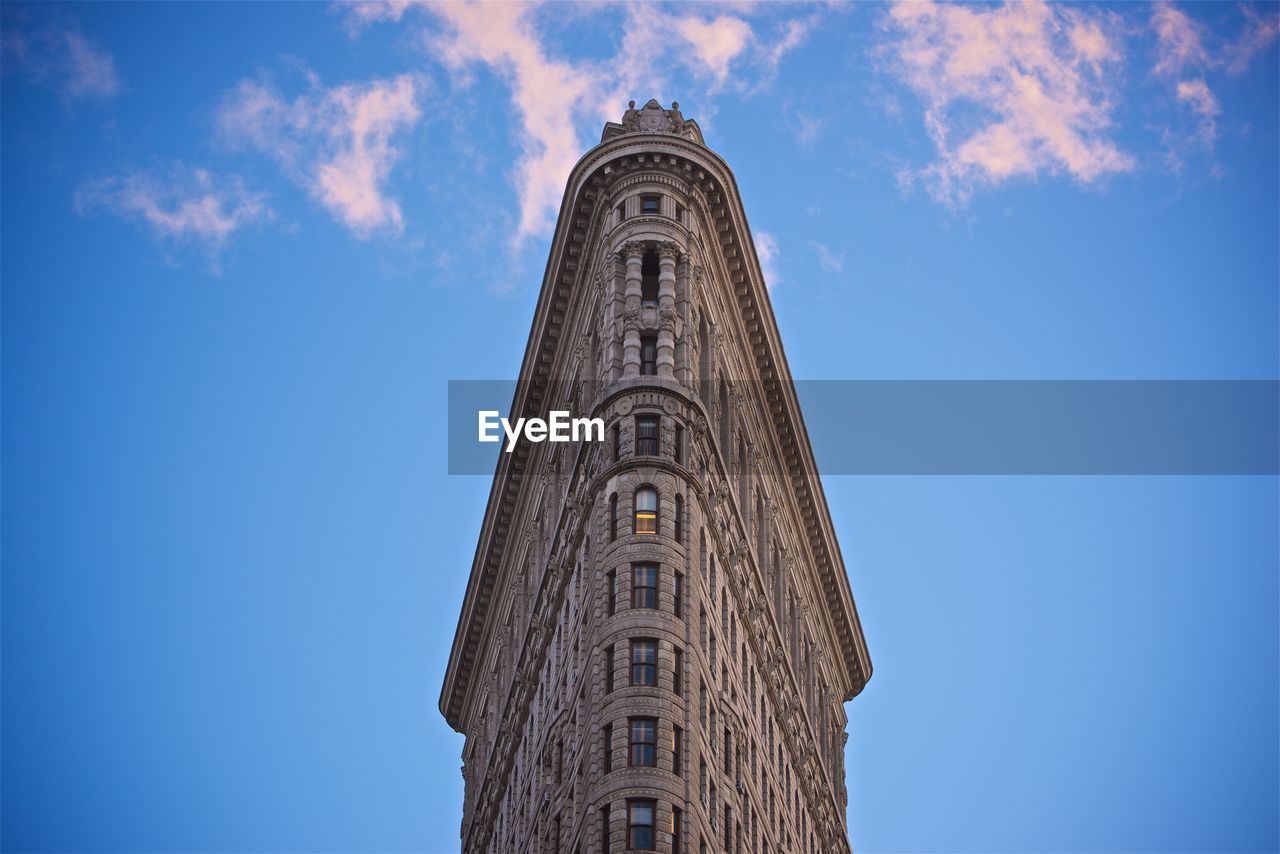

{"left": 673, "top": 15, "right": 753, "bottom": 88}
{"left": 808, "top": 240, "right": 844, "bottom": 274}
{"left": 754, "top": 231, "right": 781, "bottom": 290}
{"left": 793, "top": 113, "right": 824, "bottom": 147}
{"left": 425, "top": 3, "right": 593, "bottom": 246}
{"left": 350, "top": 2, "right": 821, "bottom": 248}
{"left": 74, "top": 167, "right": 270, "bottom": 254}
{"left": 1151, "top": 2, "right": 1211, "bottom": 76}
{"left": 1149, "top": 2, "right": 1278, "bottom": 162}
{"left": 217, "top": 73, "right": 422, "bottom": 238}
{"left": 880, "top": 0, "right": 1132, "bottom": 205}
{"left": 766, "top": 16, "right": 817, "bottom": 73}
{"left": 1175, "top": 78, "right": 1221, "bottom": 148}
{"left": 1, "top": 25, "right": 120, "bottom": 100}
{"left": 339, "top": 0, "right": 418, "bottom": 32}
{"left": 1224, "top": 5, "right": 1280, "bottom": 74}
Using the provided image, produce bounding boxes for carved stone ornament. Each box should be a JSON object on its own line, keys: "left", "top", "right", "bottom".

{"left": 637, "top": 98, "right": 674, "bottom": 132}
{"left": 659, "top": 306, "right": 676, "bottom": 331}
{"left": 620, "top": 241, "right": 646, "bottom": 260}
{"left": 622, "top": 306, "right": 640, "bottom": 330}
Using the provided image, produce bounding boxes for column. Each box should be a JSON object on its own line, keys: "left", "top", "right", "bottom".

{"left": 657, "top": 241, "right": 678, "bottom": 378}
{"left": 622, "top": 242, "right": 643, "bottom": 377}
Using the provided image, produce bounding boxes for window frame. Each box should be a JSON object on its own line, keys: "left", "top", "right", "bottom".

{"left": 635, "top": 415, "right": 659, "bottom": 455}
{"left": 639, "top": 335, "right": 658, "bottom": 374}
{"left": 634, "top": 485, "right": 658, "bottom": 534}
{"left": 631, "top": 638, "right": 657, "bottom": 687}
{"left": 632, "top": 563, "right": 658, "bottom": 609}
{"left": 629, "top": 717, "right": 657, "bottom": 768}
{"left": 627, "top": 798, "right": 657, "bottom": 851}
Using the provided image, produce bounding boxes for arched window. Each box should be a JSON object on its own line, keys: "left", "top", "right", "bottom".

{"left": 634, "top": 487, "right": 658, "bottom": 535}
{"left": 609, "top": 493, "right": 619, "bottom": 541}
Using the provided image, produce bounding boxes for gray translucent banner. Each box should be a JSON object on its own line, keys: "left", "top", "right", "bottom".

{"left": 447, "top": 380, "right": 1278, "bottom": 475}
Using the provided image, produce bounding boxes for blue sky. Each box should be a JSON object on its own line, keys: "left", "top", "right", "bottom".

{"left": 2, "top": 2, "right": 1277, "bottom": 852}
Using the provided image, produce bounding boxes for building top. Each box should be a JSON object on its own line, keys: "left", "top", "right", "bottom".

{"left": 600, "top": 98, "right": 705, "bottom": 145}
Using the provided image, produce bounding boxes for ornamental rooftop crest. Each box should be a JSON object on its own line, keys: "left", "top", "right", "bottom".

{"left": 600, "top": 97, "right": 705, "bottom": 145}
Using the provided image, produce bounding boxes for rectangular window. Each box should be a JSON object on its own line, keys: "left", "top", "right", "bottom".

{"left": 602, "top": 805, "right": 611, "bottom": 854}
{"left": 609, "top": 494, "right": 618, "bottom": 541}
{"left": 607, "top": 570, "right": 617, "bottom": 616}
{"left": 674, "top": 497, "right": 683, "bottom": 544}
{"left": 631, "top": 638, "right": 657, "bottom": 686}
{"left": 675, "top": 203, "right": 685, "bottom": 224}
{"left": 675, "top": 424, "right": 685, "bottom": 465}
{"left": 628, "top": 798, "right": 656, "bottom": 850}
{"left": 636, "top": 415, "right": 658, "bottom": 454}
{"left": 616, "top": 202, "right": 625, "bottom": 223}
{"left": 632, "top": 564, "right": 658, "bottom": 609}
{"left": 613, "top": 423, "right": 622, "bottom": 461}
{"left": 639, "top": 335, "right": 658, "bottom": 375}
{"left": 674, "top": 571, "right": 684, "bottom": 618}
{"left": 634, "top": 486, "right": 657, "bottom": 534}
{"left": 672, "top": 806, "right": 683, "bottom": 854}
{"left": 673, "top": 646, "right": 684, "bottom": 696}
{"left": 641, "top": 195, "right": 660, "bottom": 215}
{"left": 604, "top": 723, "right": 613, "bottom": 771}
{"left": 673, "top": 725, "right": 683, "bottom": 774}
{"left": 629, "top": 717, "right": 656, "bottom": 767}
{"left": 605, "top": 645, "right": 615, "bottom": 693}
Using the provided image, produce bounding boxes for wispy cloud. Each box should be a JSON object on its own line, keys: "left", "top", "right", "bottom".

{"left": 424, "top": 3, "right": 592, "bottom": 246}
{"left": 765, "top": 15, "right": 818, "bottom": 74}
{"left": 808, "top": 240, "right": 844, "bottom": 274}
{"left": 1175, "top": 78, "right": 1220, "bottom": 149}
{"left": 755, "top": 231, "right": 781, "bottom": 290}
{"left": 339, "top": 0, "right": 418, "bottom": 32}
{"left": 74, "top": 167, "right": 270, "bottom": 266}
{"left": 217, "top": 72, "right": 423, "bottom": 238}
{"left": 1, "top": 24, "right": 120, "bottom": 100}
{"left": 673, "top": 15, "right": 753, "bottom": 89}
{"left": 1151, "top": 2, "right": 1278, "bottom": 162}
{"left": 793, "top": 113, "right": 823, "bottom": 148}
{"left": 347, "top": 2, "right": 821, "bottom": 248}
{"left": 1224, "top": 4, "right": 1280, "bottom": 74}
{"left": 1151, "top": 1, "right": 1211, "bottom": 76}
{"left": 879, "top": 0, "right": 1132, "bottom": 205}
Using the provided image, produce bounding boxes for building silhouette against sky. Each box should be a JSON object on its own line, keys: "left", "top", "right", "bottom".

{"left": 441, "top": 100, "right": 872, "bottom": 853}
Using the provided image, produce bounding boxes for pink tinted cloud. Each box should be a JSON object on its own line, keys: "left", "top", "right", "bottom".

{"left": 74, "top": 167, "right": 270, "bottom": 248}
{"left": 426, "top": 2, "right": 592, "bottom": 246}
{"left": 1151, "top": 2, "right": 1211, "bottom": 75}
{"left": 882, "top": 0, "right": 1132, "bottom": 205}
{"left": 217, "top": 73, "right": 422, "bottom": 237}
{"left": 401, "top": 2, "right": 816, "bottom": 248}
{"left": 1224, "top": 5, "right": 1280, "bottom": 73}
{"left": 673, "top": 15, "right": 753, "bottom": 88}
{"left": 1175, "top": 78, "right": 1221, "bottom": 148}
{"left": 1, "top": 25, "right": 120, "bottom": 100}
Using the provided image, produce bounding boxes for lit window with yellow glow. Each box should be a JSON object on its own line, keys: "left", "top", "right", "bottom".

{"left": 635, "top": 487, "right": 658, "bottom": 535}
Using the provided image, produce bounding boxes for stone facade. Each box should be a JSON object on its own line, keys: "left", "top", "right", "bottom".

{"left": 440, "top": 100, "right": 872, "bottom": 854}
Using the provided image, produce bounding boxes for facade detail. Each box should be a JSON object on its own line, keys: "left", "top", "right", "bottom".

{"left": 441, "top": 101, "right": 872, "bottom": 853}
